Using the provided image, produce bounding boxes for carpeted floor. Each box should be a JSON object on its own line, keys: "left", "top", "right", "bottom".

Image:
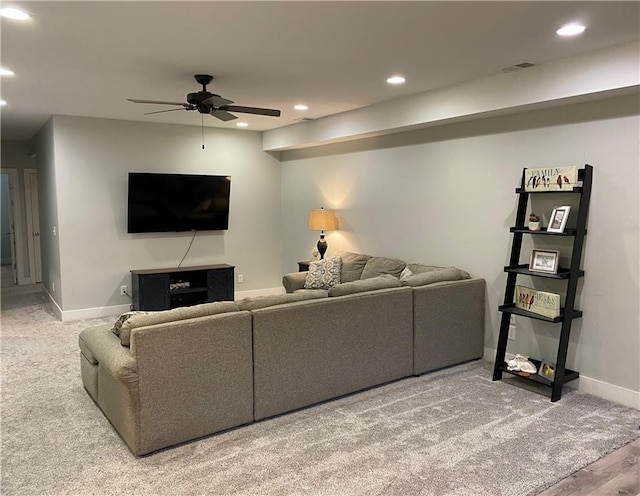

{"left": 1, "top": 286, "right": 638, "bottom": 496}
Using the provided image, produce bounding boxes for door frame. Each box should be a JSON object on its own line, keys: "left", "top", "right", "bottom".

{"left": 24, "top": 168, "right": 42, "bottom": 283}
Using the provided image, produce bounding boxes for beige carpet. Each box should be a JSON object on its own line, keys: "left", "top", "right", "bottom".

{"left": 1, "top": 287, "right": 638, "bottom": 496}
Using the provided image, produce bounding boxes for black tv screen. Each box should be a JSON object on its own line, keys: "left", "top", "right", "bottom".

{"left": 127, "top": 172, "right": 231, "bottom": 233}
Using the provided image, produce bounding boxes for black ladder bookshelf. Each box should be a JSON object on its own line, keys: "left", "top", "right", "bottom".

{"left": 493, "top": 164, "right": 593, "bottom": 401}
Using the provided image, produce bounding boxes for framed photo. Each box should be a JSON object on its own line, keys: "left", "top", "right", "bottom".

{"left": 529, "top": 249, "right": 559, "bottom": 274}
{"left": 547, "top": 206, "right": 571, "bottom": 233}
{"left": 538, "top": 361, "right": 556, "bottom": 381}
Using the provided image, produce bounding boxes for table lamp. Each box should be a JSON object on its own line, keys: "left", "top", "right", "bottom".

{"left": 308, "top": 208, "right": 337, "bottom": 259}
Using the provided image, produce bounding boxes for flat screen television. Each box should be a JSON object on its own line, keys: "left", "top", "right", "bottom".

{"left": 127, "top": 172, "right": 231, "bottom": 233}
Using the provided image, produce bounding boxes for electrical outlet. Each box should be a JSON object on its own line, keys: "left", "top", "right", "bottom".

{"left": 52, "top": 281, "right": 55, "bottom": 292}
{"left": 508, "top": 326, "right": 516, "bottom": 340}
{"left": 120, "top": 285, "right": 128, "bottom": 295}
{"left": 238, "top": 274, "right": 244, "bottom": 284}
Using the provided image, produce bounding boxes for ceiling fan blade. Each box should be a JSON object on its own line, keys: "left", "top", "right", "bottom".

{"left": 202, "top": 95, "right": 234, "bottom": 107}
{"left": 144, "top": 108, "right": 188, "bottom": 115}
{"left": 127, "top": 98, "right": 189, "bottom": 107}
{"left": 220, "top": 105, "right": 281, "bottom": 117}
{"left": 209, "top": 109, "right": 238, "bottom": 122}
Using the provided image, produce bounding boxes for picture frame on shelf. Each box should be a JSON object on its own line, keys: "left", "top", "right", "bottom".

{"left": 524, "top": 166, "right": 578, "bottom": 192}
{"left": 547, "top": 206, "right": 571, "bottom": 233}
{"left": 529, "top": 249, "right": 560, "bottom": 274}
{"left": 538, "top": 361, "right": 556, "bottom": 381}
{"left": 515, "top": 285, "right": 561, "bottom": 319}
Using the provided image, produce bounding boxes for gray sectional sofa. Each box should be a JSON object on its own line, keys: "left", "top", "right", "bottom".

{"left": 79, "top": 252, "right": 485, "bottom": 456}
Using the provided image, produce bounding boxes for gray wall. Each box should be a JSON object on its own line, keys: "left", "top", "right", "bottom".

{"left": 29, "top": 120, "right": 61, "bottom": 303}
{"left": 31, "top": 116, "right": 282, "bottom": 312}
{"left": 280, "top": 94, "right": 640, "bottom": 393}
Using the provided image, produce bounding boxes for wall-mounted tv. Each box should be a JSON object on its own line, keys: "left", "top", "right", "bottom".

{"left": 127, "top": 172, "right": 231, "bottom": 233}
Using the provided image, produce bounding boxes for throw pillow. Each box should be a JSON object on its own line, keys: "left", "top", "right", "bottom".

{"left": 303, "top": 257, "right": 342, "bottom": 290}
{"left": 111, "top": 311, "right": 147, "bottom": 336}
{"left": 399, "top": 266, "right": 414, "bottom": 283}
{"left": 334, "top": 251, "right": 372, "bottom": 282}
{"left": 360, "top": 256, "right": 406, "bottom": 279}
{"left": 328, "top": 274, "right": 401, "bottom": 297}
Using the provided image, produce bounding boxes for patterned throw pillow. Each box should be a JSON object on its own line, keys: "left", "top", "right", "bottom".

{"left": 304, "top": 257, "right": 342, "bottom": 290}
{"left": 111, "top": 311, "right": 147, "bottom": 336}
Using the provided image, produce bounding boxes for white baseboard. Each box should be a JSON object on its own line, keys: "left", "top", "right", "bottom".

{"left": 61, "top": 303, "right": 132, "bottom": 322}
{"left": 575, "top": 376, "right": 640, "bottom": 410}
{"left": 483, "top": 347, "right": 640, "bottom": 409}
{"left": 42, "top": 286, "right": 63, "bottom": 321}
{"left": 49, "top": 286, "right": 285, "bottom": 322}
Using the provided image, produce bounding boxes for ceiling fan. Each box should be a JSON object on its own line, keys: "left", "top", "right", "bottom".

{"left": 127, "top": 74, "right": 281, "bottom": 122}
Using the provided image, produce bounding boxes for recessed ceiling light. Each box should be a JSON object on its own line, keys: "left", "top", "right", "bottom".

{"left": 236, "top": 122, "right": 248, "bottom": 128}
{"left": 386, "top": 75, "right": 406, "bottom": 85}
{"left": 0, "top": 100, "right": 7, "bottom": 106}
{"left": 557, "top": 23, "right": 585, "bottom": 36}
{"left": 294, "top": 104, "right": 308, "bottom": 111}
{"left": 0, "top": 7, "right": 31, "bottom": 20}
{"left": 0, "top": 68, "right": 15, "bottom": 77}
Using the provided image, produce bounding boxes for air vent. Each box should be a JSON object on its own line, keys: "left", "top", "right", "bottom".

{"left": 502, "top": 61, "right": 537, "bottom": 73}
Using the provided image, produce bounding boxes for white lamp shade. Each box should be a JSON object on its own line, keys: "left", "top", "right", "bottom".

{"left": 309, "top": 209, "right": 337, "bottom": 231}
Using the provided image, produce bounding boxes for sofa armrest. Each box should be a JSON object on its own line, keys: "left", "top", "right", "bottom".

{"left": 79, "top": 325, "right": 138, "bottom": 384}
{"left": 412, "top": 278, "right": 486, "bottom": 375}
{"left": 129, "top": 311, "right": 254, "bottom": 455}
{"left": 282, "top": 271, "right": 307, "bottom": 293}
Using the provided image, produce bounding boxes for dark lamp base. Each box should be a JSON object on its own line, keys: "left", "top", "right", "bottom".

{"left": 317, "top": 235, "right": 327, "bottom": 260}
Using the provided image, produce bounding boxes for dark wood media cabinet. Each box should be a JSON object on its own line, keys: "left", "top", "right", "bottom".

{"left": 131, "top": 264, "right": 235, "bottom": 311}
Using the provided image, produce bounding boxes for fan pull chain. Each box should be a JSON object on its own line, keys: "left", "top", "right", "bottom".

{"left": 201, "top": 114, "right": 205, "bottom": 150}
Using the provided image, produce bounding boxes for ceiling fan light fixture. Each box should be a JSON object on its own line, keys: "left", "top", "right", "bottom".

{"left": 556, "top": 23, "right": 585, "bottom": 36}
{"left": 0, "top": 7, "right": 31, "bottom": 20}
{"left": 0, "top": 68, "right": 15, "bottom": 77}
{"left": 294, "top": 104, "right": 309, "bottom": 111}
{"left": 386, "top": 75, "right": 406, "bottom": 85}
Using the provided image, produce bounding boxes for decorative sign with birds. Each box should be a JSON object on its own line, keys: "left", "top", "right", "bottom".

{"left": 524, "top": 165, "right": 578, "bottom": 192}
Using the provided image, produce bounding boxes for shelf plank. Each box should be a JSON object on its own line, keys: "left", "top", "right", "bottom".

{"left": 515, "top": 186, "right": 583, "bottom": 194}
{"left": 498, "top": 303, "right": 582, "bottom": 323}
{"left": 497, "top": 359, "right": 579, "bottom": 386}
{"left": 169, "top": 287, "right": 208, "bottom": 295}
{"left": 509, "top": 226, "right": 583, "bottom": 236}
{"left": 504, "top": 264, "right": 584, "bottom": 279}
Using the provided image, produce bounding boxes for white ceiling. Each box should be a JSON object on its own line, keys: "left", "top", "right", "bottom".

{"left": 1, "top": 1, "right": 639, "bottom": 141}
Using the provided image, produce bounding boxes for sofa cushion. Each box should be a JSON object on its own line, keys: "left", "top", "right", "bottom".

{"left": 303, "top": 257, "right": 342, "bottom": 289}
{"left": 328, "top": 274, "right": 401, "bottom": 297}
{"left": 238, "top": 290, "right": 328, "bottom": 310}
{"left": 118, "top": 301, "right": 240, "bottom": 346}
{"left": 407, "top": 263, "right": 444, "bottom": 274}
{"left": 334, "top": 251, "right": 372, "bottom": 282}
{"left": 360, "top": 256, "right": 406, "bottom": 279}
{"left": 408, "top": 263, "right": 471, "bottom": 279}
{"left": 400, "top": 267, "right": 467, "bottom": 287}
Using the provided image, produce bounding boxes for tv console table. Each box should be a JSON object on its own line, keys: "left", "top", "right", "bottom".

{"left": 131, "top": 264, "right": 235, "bottom": 311}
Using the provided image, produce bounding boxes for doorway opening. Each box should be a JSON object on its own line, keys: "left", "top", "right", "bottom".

{"left": 0, "top": 168, "right": 42, "bottom": 287}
